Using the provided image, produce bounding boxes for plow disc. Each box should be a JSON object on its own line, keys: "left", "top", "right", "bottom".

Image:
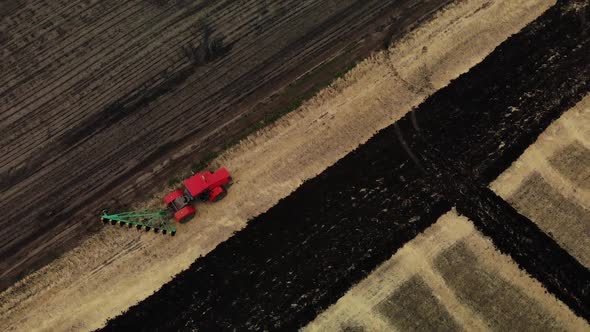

{"left": 100, "top": 209, "right": 176, "bottom": 236}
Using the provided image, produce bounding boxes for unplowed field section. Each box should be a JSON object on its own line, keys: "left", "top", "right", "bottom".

{"left": 104, "top": 2, "right": 590, "bottom": 330}
{"left": 0, "top": 0, "right": 450, "bottom": 289}
{"left": 307, "top": 211, "right": 588, "bottom": 331}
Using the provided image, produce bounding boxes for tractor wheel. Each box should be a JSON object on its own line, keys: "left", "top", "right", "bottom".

{"left": 164, "top": 190, "right": 185, "bottom": 206}
{"left": 198, "top": 191, "right": 210, "bottom": 202}
{"left": 209, "top": 186, "right": 226, "bottom": 202}
{"left": 174, "top": 206, "right": 196, "bottom": 223}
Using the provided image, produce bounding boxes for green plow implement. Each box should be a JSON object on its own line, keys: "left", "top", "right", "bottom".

{"left": 100, "top": 209, "right": 176, "bottom": 236}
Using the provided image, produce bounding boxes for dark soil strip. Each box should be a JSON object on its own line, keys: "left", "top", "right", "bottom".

{"left": 456, "top": 188, "right": 590, "bottom": 318}
{"left": 401, "top": 137, "right": 590, "bottom": 318}
{"left": 104, "top": 1, "right": 590, "bottom": 330}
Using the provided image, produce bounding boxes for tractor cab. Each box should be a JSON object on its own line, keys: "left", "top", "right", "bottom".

{"left": 164, "top": 167, "right": 232, "bottom": 223}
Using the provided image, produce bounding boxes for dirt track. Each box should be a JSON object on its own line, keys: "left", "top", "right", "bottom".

{"left": 0, "top": 0, "right": 556, "bottom": 330}
{"left": 1, "top": 0, "right": 454, "bottom": 288}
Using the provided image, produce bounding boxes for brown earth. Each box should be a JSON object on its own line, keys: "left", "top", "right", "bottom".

{"left": 0, "top": 0, "right": 556, "bottom": 330}
{"left": 305, "top": 210, "right": 589, "bottom": 331}
{"left": 0, "top": 0, "right": 453, "bottom": 289}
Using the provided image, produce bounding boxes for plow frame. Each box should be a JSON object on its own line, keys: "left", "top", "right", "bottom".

{"left": 100, "top": 209, "right": 176, "bottom": 236}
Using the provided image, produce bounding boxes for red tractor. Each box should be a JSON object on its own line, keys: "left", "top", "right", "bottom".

{"left": 100, "top": 167, "right": 232, "bottom": 235}
{"left": 164, "top": 167, "right": 232, "bottom": 223}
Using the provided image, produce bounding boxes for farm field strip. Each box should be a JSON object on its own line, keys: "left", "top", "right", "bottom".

{"left": 0, "top": 0, "right": 554, "bottom": 330}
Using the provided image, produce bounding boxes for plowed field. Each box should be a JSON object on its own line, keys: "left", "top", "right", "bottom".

{"left": 0, "top": 0, "right": 451, "bottom": 289}
{"left": 0, "top": 0, "right": 561, "bottom": 330}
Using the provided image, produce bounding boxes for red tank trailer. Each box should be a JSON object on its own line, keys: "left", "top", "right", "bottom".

{"left": 164, "top": 167, "right": 232, "bottom": 223}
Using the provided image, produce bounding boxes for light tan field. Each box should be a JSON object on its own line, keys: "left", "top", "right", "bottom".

{"left": 0, "top": 0, "right": 555, "bottom": 330}
{"left": 305, "top": 210, "right": 589, "bottom": 332}
{"left": 491, "top": 94, "right": 590, "bottom": 268}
